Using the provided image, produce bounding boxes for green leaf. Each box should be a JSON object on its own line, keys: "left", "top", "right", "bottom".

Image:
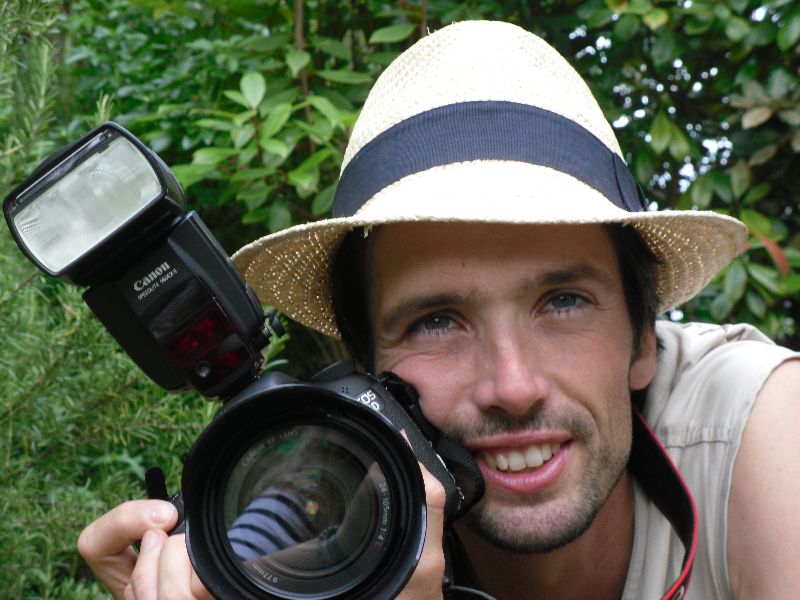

{"left": 285, "top": 50, "right": 311, "bottom": 77}
{"left": 739, "top": 208, "right": 772, "bottom": 236}
{"left": 317, "top": 69, "right": 373, "bottom": 85}
{"left": 369, "top": 24, "right": 415, "bottom": 44}
{"left": 269, "top": 202, "right": 293, "bottom": 232}
{"left": 741, "top": 106, "right": 773, "bottom": 129}
{"left": 747, "top": 144, "right": 778, "bottom": 167}
{"left": 260, "top": 103, "right": 293, "bottom": 139}
{"left": 745, "top": 290, "right": 766, "bottom": 319}
{"left": 312, "top": 35, "right": 351, "bottom": 61}
{"left": 742, "top": 80, "right": 770, "bottom": 104}
{"left": 194, "top": 118, "right": 233, "bottom": 132}
{"left": 649, "top": 111, "right": 672, "bottom": 154}
{"left": 651, "top": 30, "right": 676, "bottom": 66}
{"left": 742, "top": 181, "right": 771, "bottom": 205}
{"left": 235, "top": 180, "right": 271, "bottom": 208}
{"left": 684, "top": 16, "right": 713, "bottom": 35}
{"left": 241, "top": 206, "right": 271, "bottom": 225}
{"left": 712, "top": 175, "right": 734, "bottom": 205}
{"left": 192, "top": 147, "right": 238, "bottom": 165}
{"left": 632, "top": 151, "right": 655, "bottom": 186}
{"left": 614, "top": 14, "right": 641, "bottom": 40}
{"left": 231, "top": 167, "right": 276, "bottom": 182}
{"left": 729, "top": 161, "right": 751, "bottom": 199}
{"left": 297, "top": 148, "right": 333, "bottom": 171}
{"left": 643, "top": 8, "right": 669, "bottom": 30}
{"left": 231, "top": 124, "right": 255, "bottom": 149}
{"left": 170, "top": 163, "right": 216, "bottom": 188}
{"left": 288, "top": 167, "right": 319, "bottom": 198}
{"left": 723, "top": 260, "right": 747, "bottom": 303}
{"left": 586, "top": 7, "right": 614, "bottom": 28}
{"left": 709, "top": 292, "right": 734, "bottom": 321}
{"left": 311, "top": 184, "right": 337, "bottom": 216}
{"left": 724, "top": 16, "right": 751, "bottom": 42}
{"left": 240, "top": 72, "right": 266, "bottom": 109}
{"left": 767, "top": 68, "right": 792, "bottom": 99}
{"left": 232, "top": 109, "right": 257, "bottom": 127}
{"left": 747, "top": 263, "right": 781, "bottom": 295}
{"left": 777, "top": 110, "right": 800, "bottom": 126}
{"left": 777, "top": 11, "right": 800, "bottom": 52}
{"left": 625, "top": 0, "right": 654, "bottom": 16}
{"left": 784, "top": 274, "right": 800, "bottom": 294}
{"left": 295, "top": 118, "right": 334, "bottom": 144}
{"left": 668, "top": 126, "right": 691, "bottom": 161}
{"left": 690, "top": 172, "right": 714, "bottom": 209}
{"left": 307, "top": 95, "right": 342, "bottom": 125}
{"left": 259, "top": 138, "right": 289, "bottom": 158}
{"left": 223, "top": 90, "right": 250, "bottom": 109}
{"left": 792, "top": 130, "right": 800, "bottom": 153}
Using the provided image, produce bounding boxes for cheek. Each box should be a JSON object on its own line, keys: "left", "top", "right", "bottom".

{"left": 379, "top": 354, "right": 474, "bottom": 429}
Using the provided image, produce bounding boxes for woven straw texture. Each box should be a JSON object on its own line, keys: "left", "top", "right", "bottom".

{"left": 232, "top": 20, "right": 748, "bottom": 339}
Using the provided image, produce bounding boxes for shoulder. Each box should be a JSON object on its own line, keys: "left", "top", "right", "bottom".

{"left": 645, "top": 321, "right": 796, "bottom": 438}
{"left": 727, "top": 359, "right": 800, "bottom": 598}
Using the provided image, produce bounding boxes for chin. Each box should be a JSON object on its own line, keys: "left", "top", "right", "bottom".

{"left": 460, "top": 491, "right": 602, "bottom": 554}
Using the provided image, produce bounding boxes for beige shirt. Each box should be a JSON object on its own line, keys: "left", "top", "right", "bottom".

{"left": 621, "top": 321, "right": 798, "bottom": 599}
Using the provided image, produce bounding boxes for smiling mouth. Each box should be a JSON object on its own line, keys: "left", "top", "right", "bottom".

{"left": 481, "top": 442, "right": 563, "bottom": 472}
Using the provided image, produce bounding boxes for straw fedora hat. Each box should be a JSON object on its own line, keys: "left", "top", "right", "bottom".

{"left": 232, "top": 20, "right": 748, "bottom": 338}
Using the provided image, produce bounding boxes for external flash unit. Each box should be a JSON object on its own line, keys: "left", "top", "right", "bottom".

{"left": 4, "top": 122, "right": 272, "bottom": 398}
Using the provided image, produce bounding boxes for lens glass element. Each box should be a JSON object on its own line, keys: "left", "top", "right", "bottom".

{"left": 223, "top": 424, "right": 394, "bottom": 596}
{"left": 12, "top": 132, "right": 162, "bottom": 273}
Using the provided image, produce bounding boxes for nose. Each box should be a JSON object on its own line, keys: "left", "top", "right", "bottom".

{"left": 472, "top": 329, "right": 550, "bottom": 417}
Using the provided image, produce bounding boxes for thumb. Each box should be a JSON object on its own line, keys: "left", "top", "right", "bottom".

{"left": 397, "top": 463, "right": 447, "bottom": 600}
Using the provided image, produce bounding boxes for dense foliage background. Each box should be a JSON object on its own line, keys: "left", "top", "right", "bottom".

{"left": 1, "top": 0, "right": 798, "bottom": 596}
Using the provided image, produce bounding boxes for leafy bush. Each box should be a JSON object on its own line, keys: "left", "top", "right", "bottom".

{"left": 1, "top": 0, "right": 799, "bottom": 596}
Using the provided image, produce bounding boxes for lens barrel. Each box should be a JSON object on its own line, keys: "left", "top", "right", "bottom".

{"left": 180, "top": 377, "right": 428, "bottom": 600}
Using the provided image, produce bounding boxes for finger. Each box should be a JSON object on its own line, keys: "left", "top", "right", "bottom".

{"left": 156, "top": 534, "right": 214, "bottom": 600}
{"left": 130, "top": 529, "right": 168, "bottom": 600}
{"left": 77, "top": 500, "right": 177, "bottom": 598}
{"left": 397, "top": 463, "right": 447, "bottom": 600}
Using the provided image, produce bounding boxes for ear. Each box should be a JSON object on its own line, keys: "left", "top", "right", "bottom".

{"left": 630, "top": 325, "right": 657, "bottom": 391}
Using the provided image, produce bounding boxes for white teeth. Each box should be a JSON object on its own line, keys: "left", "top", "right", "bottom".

{"left": 541, "top": 444, "right": 553, "bottom": 461}
{"left": 507, "top": 450, "right": 527, "bottom": 472}
{"left": 524, "top": 446, "right": 543, "bottom": 468}
{"left": 483, "top": 442, "right": 562, "bottom": 472}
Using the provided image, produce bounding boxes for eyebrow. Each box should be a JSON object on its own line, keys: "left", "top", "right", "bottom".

{"left": 377, "top": 263, "right": 614, "bottom": 334}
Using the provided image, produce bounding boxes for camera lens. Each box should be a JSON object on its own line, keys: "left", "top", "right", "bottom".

{"left": 182, "top": 385, "right": 427, "bottom": 600}
{"left": 222, "top": 424, "right": 391, "bottom": 593}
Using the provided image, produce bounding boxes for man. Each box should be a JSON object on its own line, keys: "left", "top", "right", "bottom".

{"left": 78, "top": 20, "right": 800, "bottom": 599}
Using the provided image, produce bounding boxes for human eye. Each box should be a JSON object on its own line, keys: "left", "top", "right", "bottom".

{"left": 543, "top": 292, "right": 586, "bottom": 316}
{"left": 408, "top": 313, "right": 456, "bottom": 337}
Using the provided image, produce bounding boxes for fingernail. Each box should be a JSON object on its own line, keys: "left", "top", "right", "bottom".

{"left": 149, "top": 501, "right": 175, "bottom": 525}
{"left": 140, "top": 529, "right": 160, "bottom": 551}
{"left": 124, "top": 584, "right": 136, "bottom": 600}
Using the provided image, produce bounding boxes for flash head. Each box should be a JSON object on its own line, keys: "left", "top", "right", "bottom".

{"left": 4, "top": 122, "right": 270, "bottom": 398}
{"left": 4, "top": 122, "right": 184, "bottom": 285}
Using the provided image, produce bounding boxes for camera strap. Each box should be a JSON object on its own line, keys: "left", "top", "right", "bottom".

{"left": 441, "top": 409, "right": 697, "bottom": 600}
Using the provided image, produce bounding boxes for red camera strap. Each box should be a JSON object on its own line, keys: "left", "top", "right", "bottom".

{"left": 629, "top": 408, "right": 698, "bottom": 600}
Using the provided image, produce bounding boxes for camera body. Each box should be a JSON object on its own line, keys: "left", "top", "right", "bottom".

{"left": 176, "top": 362, "right": 470, "bottom": 599}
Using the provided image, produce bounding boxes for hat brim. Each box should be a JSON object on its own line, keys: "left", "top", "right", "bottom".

{"left": 233, "top": 162, "right": 748, "bottom": 338}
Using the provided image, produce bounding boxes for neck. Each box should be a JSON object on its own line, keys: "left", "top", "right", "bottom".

{"left": 454, "top": 471, "right": 635, "bottom": 600}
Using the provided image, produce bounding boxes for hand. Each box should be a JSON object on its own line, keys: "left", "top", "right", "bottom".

{"left": 77, "top": 499, "right": 212, "bottom": 600}
{"left": 396, "top": 465, "right": 448, "bottom": 600}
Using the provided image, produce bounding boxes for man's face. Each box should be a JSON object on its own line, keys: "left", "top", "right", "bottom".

{"left": 368, "top": 222, "right": 656, "bottom": 553}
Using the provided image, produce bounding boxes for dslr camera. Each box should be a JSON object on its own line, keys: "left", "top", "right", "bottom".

{"left": 4, "top": 123, "right": 485, "bottom": 599}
